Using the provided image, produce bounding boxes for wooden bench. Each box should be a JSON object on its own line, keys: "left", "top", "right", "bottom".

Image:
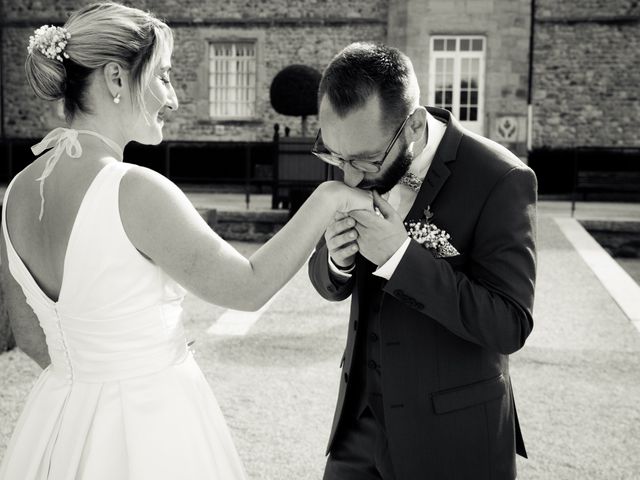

{"left": 572, "top": 170, "right": 640, "bottom": 216}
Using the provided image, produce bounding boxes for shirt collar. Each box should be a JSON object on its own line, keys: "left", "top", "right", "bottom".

{"left": 408, "top": 111, "right": 448, "bottom": 181}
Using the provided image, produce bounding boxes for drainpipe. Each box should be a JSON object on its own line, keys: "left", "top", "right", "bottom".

{"left": 527, "top": 0, "right": 536, "bottom": 152}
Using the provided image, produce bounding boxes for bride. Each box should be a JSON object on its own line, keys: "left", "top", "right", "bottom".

{"left": 0, "top": 2, "right": 371, "bottom": 479}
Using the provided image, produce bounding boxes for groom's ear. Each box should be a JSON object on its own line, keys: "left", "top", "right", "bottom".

{"left": 406, "top": 106, "right": 427, "bottom": 142}
{"left": 102, "top": 62, "right": 126, "bottom": 98}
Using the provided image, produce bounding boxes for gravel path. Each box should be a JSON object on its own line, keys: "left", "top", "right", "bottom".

{"left": 1, "top": 222, "right": 639, "bottom": 479}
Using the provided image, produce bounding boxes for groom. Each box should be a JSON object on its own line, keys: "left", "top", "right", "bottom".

{"left": 308, "top": 43, "right": 537, "bottom": 479}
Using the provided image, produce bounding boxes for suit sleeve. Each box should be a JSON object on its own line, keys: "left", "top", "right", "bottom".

{"left": 383, "top": 165, "right": 537, "bottom": 354}
{"left": 308, "top": 236, "right": 355, "bottom": 301}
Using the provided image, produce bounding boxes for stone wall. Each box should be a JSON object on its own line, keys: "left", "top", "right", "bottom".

{"left": 167, "top": 23, "right": 386, "bottom": 142}
{"left": 389, "top": 0, "right": 531, "bottom": 157}
{"left": 2, "top": 0, "right": 387, "bottom": 141}
{"left": 2, "top": 27, "right": 66, "bottom": 138}
{"left": 201, "top": 209, "right": 288, "bottom": 242}
{"left": 532, "top": 0, "right": 640, "bottom": 148}
{"left": 536, "top": 0, "right": 639, "bottom": 19}
{"left": 5, "top": 0, "right": 638, "bottom": 150}
{"left": 3, "top": 0, "right": 388, "bottom": 22}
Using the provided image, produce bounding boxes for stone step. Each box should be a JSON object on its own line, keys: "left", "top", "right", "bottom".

{"left": 197, "top": 208, "right": 289, "bottom": 242}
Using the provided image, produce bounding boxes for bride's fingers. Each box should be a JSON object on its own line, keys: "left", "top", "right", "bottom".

{"left": 327, "top": 216, "right": 356, "bottom": 237}
{"left": 348, "top": 209, "right": 378, "bottom": 228}
{"left": 350, "top": 190, "right": 375, "bottom": 212}
{"left": 372, "top": 191, "right": 397, "bottom": 219}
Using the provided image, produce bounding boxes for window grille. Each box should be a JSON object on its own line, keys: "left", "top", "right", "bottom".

{"left": 209, "top": 42, "right": 257, "bottom": 119}
{"left": 429, "top": 36, "right": 485, "bottom": 134}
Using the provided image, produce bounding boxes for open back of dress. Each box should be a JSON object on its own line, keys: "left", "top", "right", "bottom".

{"left": 0, "top": 161, "right": 246, "bottom": 480}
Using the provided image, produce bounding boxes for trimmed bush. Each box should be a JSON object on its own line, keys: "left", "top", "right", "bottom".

{"left": 270, "top": 65, "right": 321, "bottom": 136}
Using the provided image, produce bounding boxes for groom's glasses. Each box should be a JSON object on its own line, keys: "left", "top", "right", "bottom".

{"left": 311, "top": 114, "right": 411, "bottom": 174}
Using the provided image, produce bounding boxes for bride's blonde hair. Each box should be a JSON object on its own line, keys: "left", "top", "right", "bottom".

{"left": 25, "top": 2, "right": 173, "bottom": 121}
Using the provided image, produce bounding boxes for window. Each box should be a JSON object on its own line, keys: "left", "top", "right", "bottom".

{"left": 428, "top": 36, "right": 485, "bottom": 134}
{"left": 209, "top": 42, "right": 257, "bottom": 119}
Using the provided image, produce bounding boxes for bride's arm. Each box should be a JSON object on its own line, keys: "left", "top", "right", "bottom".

{"left": 0, "top": 235, "right": 51, "bottom": 369}
{"left": 120, "top": 166, "right": 370, "bottom": 311}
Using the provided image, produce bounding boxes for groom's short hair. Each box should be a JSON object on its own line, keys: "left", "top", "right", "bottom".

{"left": 318, "top": 42, "right": 420, "bottom": 130}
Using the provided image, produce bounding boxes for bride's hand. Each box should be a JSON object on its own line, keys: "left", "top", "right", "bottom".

{"left": 321, "top": 181, "right": 373, "bottom": 213}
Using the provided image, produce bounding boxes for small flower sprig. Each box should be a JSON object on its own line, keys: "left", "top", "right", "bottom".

{"left": 404, "top": 206, "right": 460, "bottom": 258}
{"left": 28, "top": 25, "right": 70, "bottom": 62}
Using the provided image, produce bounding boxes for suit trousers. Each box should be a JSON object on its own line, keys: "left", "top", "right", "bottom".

{"left": 323, "top": 406, "right": 396, "bottom": 480}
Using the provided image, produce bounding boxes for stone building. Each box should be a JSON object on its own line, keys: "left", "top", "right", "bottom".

{"left": 528, "top": 0, "right": 640, "bottom": 191}
{"left": 532, "top": 0, "right": 639, "bottom": 149}
{"left": 0, "top": 0, "right": 638, "bottom": 190}
{"left": 389, "top": 0, "right": 532, "bottom": 158}
{"left": 1, "top": 0, "right": 387, "bottom": 143}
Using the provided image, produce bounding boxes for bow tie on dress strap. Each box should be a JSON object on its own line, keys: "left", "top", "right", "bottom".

{"left": 32, "top": 127, "right": 84, "bottom": 221}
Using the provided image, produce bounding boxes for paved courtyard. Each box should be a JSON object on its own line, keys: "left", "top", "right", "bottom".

{"left": 0, "top": 201, "right": 639, "bottom": 479}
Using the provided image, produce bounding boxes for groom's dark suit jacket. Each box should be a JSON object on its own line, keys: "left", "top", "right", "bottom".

{"left": 308, "top": 107, "right": 537, "bottom": 480}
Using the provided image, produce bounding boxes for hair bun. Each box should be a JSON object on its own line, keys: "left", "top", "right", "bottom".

{"left": 25, "top": 47, "right": 67, "bottom": 101}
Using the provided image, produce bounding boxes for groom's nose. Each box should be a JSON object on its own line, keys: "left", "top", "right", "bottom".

{"left": 342, "top": 164, "right": 365, "bottom": 188}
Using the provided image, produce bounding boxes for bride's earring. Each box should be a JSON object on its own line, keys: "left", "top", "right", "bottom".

{"left": 113, "top": 93, "right": 121, "bottom": 104}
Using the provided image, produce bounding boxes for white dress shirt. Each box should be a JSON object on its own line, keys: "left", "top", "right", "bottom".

{"left": 329, "top": 111, "right": 447, "bottom": 280}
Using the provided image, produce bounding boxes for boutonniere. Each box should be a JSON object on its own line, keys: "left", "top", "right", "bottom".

{"left": 404, "top": 206, "right": 460, "bottom": 258}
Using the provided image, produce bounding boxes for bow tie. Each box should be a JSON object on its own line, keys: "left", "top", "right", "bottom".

{"left": 398, "top": 172, "right": 423, "bottom": 192}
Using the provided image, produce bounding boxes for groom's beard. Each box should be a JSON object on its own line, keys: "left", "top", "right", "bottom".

{"left": 358, "top": 142, "right": 413, "bottom": 194}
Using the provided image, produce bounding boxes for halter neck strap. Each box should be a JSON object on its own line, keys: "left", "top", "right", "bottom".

{"left": 31, "top": 128, "right": 124, "bottom": 221}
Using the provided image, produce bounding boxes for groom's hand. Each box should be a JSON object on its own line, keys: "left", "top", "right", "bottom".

{"left": 325, "top": 212, "right": 360, "bottom": 268}
{"left": 349, "top": 191, "right": 407, "bottom": 266}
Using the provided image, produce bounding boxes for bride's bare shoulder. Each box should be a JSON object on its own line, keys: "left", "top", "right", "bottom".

{"left": 119, "top": 164, "right": 189, "bottom": 211}
{"left": 118, "top": 164, "right": 201, "bottom": 238}
{"left": 4, "top": 161, "right": 44, "bottom": 209}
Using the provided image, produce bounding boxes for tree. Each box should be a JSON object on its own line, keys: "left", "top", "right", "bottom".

{"left": 269, "top": 65, "right": 321, "bottom": 137}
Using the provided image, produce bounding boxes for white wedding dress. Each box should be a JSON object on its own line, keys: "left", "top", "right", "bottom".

{"left": 0, "top": 131, "right": 247, "bottom": 479}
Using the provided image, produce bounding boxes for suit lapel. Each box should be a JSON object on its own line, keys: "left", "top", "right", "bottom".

{"left": 405, "top": 107, "right": 465, "bottom": 221}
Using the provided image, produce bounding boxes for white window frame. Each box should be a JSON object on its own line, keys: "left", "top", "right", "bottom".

{"left": 208, "top": 41, "right": 257, "bottom": 120}
{"left": 428, "top": 35, "right": 486, "bottom": 135}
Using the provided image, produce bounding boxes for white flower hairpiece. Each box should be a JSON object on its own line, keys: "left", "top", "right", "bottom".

{"left": 27, "top": 25, "right": 71, "bottom": 62}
